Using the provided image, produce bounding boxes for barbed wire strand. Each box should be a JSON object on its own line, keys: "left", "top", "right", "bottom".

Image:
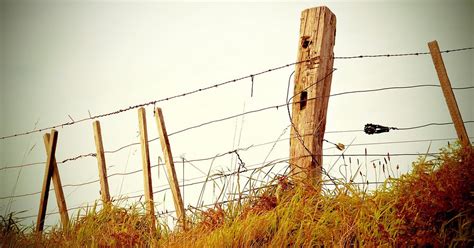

{"left": 1, "top": 46, "right": 472, "bottom": 141}
{"left": 0, "top": 58, "right": 322, "bottom": 141}
{"left": 333, "top": 47, "right": 473, "bottom": 59}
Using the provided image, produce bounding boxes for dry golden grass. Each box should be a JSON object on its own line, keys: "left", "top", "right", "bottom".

{"left": 2, "top": 144, "right": 473, "bottom": 247}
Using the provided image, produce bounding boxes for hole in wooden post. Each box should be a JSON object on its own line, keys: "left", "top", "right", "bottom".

{"left": 300, "top": 91, "right": 307, "bottom": 110}
{"left": 301, "top": 37, "right": 311, "bottom": 49}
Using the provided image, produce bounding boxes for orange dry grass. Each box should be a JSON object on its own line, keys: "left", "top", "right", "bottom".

{"left": 393, "top": 145, "right": 474, "bottom": 246}
{"left": 1, "top": 144, "right": 473, "bottom": 247}
{"left": 160, "top": 144, "right": 473, "bottom": 247}
{"left": 1, "top": 202, "right": 161, "bottom": 247}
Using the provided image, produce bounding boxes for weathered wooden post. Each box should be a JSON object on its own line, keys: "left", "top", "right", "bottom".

{"left": 42, "top": 132, "right": 69, "bottom": 229}
{"left": 289, "top": 6, "right": 336, "bottom": 183}
{"left": 36, "top": 130, "right": 59, "bottom": 232}
{"left": 93, "top": 121, "right": 111, "bottom": 203}
{"left": 428, "top": 40, "right": 471, "bottom": 147}
{"left": 138, "top": 107, "right": 156, "bottom": 230}
{"left": 155, "top": 107, "right": 186, "bottom": 230}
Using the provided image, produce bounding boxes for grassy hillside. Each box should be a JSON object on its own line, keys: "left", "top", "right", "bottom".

{"left": 2, "top": 144, "right": 473, "bottom": 247}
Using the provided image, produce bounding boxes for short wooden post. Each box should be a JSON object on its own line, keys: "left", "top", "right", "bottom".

{"left": 36, "top": 129, "right": 59, "bottom": 232}
{"left": 155, "top": 107, "right": 186, "bottom": 230}
{"left": 138, "top": 107, "right": 156, "bottom": 229}
{"left": 93, "top": 121, "right": 111, "bottom": 203}
{"left": 289, "top": 6, "right": 337, "bottom": 183}
{"left": 428, "top": 40, "right": 471, "bottom": 147}
{"left": 42, "top": 133, "right": 69, "bottom": 229}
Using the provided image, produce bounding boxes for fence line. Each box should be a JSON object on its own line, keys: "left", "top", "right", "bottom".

{"left": 9, "top": 134, "right": 463, "bottom": 221}
{"left": 1, "top": 120, "right": 471, "bottom": 173}
{"left": 2, "top": 130, "right": 473, "bottom": 201}
{"left": 1, "top": 46, "right": 472, "bottom": 141}
{"left": 1, "top": 83, "right": 473, "bottom": 172}
{"left": 0, "top": 147, "right": 448, "bottom": 201}
{"left": 1, "top": 121, "right": 472, "bottom": 201}
{"left": 2, "top": 46, "right": 473, "bottom": 228}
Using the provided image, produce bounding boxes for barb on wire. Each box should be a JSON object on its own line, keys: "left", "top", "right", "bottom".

{"left": 233, "top": 150, "right": 246, "bottom": 170}
{"left": 59, "top": 153, "right": 97, "bottom": 164}
{"left": 250, "top": 75, "right": 254, "bottom": 97}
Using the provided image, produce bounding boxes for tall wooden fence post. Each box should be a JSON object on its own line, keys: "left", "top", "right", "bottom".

{"left": 138, "top": 107, "right": 156, "bottom": 230}
{"left": 42, "top": 132, "right": 69, "bottom": 229}
{"left": 36, "top": 129, "right": 59, "bottom": 232}
{"left": 289, "top": 6, "right": 337, "bottom": 183}
{"left": 428, "top": 40, "right": 471, "bottom": 147}
{"left": 93, "top": 121, "right": 111, "bottom": 204}
{"left": 155, "top": 107, "right": 186, "bottom": 230}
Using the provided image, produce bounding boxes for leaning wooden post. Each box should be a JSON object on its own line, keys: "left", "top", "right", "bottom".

{"left": 428, "top": 40, "right": 471, "bottom": 147}
{"left": 93, "top": 121, "right": 111, "bottom": 204}
{"left": 155, "top": 107, "right": 186, "bottom": 230}
{"left": 36, "top": 129, "right": 59, "bottom": 232}
{"left": 42, "top": 133, "right": 69, "bottom": 229}
{"left": 138, "top": 107, "right": 156, "bottom": 230}
{"left": 289, "top": 6, "right": 336, "bottom": 183}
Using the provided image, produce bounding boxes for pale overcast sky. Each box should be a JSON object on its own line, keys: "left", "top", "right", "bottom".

{"left": 1, "top": 1, "right": 472, "bottom": 228}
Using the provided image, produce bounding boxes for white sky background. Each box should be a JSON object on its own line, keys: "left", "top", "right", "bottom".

{"left": 0, "top": 1, "right": 472, "bottom": 229}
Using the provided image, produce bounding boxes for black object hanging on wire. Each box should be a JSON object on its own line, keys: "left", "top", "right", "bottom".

{"left": 364, "top": 123, "right": 398, "bottom": 135}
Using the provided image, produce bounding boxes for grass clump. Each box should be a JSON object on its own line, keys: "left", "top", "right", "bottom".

{"left": 1, "top": 144, "right": 473, "bottom": 247}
